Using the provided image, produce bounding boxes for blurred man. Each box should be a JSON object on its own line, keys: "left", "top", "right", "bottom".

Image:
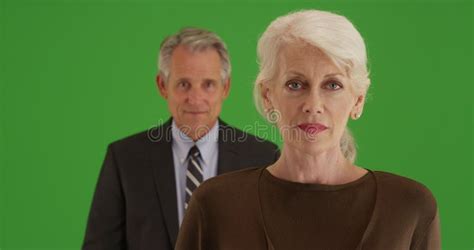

{"left": 82, "top": 27, "right": 279, "bottom": 249}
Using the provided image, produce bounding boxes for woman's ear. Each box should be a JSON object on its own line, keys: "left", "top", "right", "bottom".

{"left": 260, "top": 83, "right": 273, "bottom": 110}
{"left": 351, "top": 94, "right": 365, "bottom": 120}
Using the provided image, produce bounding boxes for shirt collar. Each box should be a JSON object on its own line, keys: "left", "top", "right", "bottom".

{"left": 171, "top": 120, "right": 219, "bottom": 165}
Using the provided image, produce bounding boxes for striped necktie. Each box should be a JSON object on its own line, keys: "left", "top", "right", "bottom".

{"left": 185, "top": 145, "right": 203, "bottom": 209}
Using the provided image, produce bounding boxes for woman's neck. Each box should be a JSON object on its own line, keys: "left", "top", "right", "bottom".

{"left": 267, "top": 145, "right": 367, "bottom": 185}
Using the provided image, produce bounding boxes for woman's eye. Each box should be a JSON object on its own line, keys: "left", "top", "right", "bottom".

{"left": 325, "top": 82, "right": 342, "bottom": 90}
{"left": 287, "top": 81, "right": 303, "bottom": 90}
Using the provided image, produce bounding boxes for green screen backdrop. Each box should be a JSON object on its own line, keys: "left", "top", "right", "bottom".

{"left": 1, "top": 0, "right": 472, "bottom": 249}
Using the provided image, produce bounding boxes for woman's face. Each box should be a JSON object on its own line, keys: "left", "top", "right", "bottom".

{"left": 262, "top": 43, "right": 365, "bottom": 154}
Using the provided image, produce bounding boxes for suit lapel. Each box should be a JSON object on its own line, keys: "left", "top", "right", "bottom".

{"left": 149, "top": 119, "right": 179, "bottom": 246}
{"left": 149, "top": 118, "right": 240, "bottom": 245}
{"left": 217, "top": 119, "right": 241, "bottom": 175}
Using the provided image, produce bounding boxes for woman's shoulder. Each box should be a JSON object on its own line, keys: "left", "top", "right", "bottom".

{"left": 372, "top": 170, "right": 438, "bottom": 212}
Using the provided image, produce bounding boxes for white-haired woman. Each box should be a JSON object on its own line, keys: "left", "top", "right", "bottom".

{"left": 176, "top": 10, "right": 440, "bottom": 250}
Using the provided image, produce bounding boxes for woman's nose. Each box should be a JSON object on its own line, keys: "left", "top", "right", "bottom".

{"left": 301, "top": 91, "right": 323, "bottom": 114}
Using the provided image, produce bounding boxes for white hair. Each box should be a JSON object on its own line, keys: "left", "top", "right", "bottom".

{"left": 254, "top": 10, "right": 371, "bottom": 163}
{"left": 158, "top": 27, "right": 231, "bottom": 83}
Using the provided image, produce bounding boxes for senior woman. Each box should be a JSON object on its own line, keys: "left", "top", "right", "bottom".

{"left": 176, "top": 10, "right": 440, "bottom": 250}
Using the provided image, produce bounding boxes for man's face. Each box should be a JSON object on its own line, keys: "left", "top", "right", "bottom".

{"left": 157, "top": 45, "right": 230, "bottom": 140}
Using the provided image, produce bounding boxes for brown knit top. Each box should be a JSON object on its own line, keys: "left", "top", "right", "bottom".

{"left": 176, "top": 167, "right": 440, "bottom": 250}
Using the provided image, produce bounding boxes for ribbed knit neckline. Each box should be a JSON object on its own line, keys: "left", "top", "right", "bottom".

{"left": 262, "top": 168, "right": 373, "bottom": 191}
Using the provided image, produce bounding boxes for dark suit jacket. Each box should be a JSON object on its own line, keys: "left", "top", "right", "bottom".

{"left": 82, "top": 118, "right": 280, "bottom": 250}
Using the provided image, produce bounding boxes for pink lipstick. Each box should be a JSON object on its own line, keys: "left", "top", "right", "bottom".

{"left": 297, "top": 123, "right": 328, "bottom": 135}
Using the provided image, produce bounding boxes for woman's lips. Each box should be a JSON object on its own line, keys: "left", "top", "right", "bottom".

{"left": 297, "top": 123, "right": 328, "bottom": 135}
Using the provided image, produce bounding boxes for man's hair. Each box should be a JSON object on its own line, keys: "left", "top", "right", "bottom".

{"left": 158, "top": 27, "right": 231, "bottom": 83}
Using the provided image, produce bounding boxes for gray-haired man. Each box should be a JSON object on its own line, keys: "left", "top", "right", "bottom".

{"left": 82, "top": 28, "right": 279, "bottom": 249}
